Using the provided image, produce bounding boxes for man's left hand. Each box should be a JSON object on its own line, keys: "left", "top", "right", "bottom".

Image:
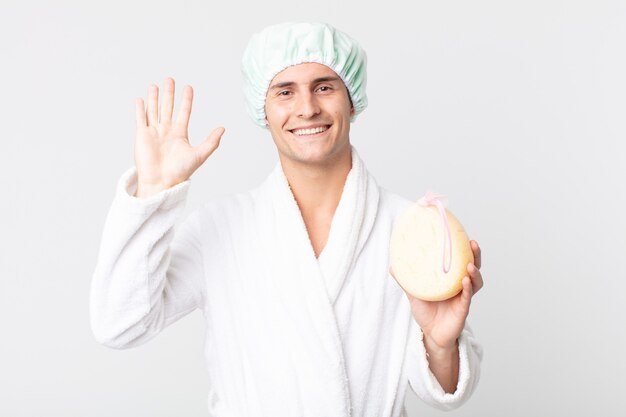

{"left": 390, "top": 240, "right": 483, "bottom": 353}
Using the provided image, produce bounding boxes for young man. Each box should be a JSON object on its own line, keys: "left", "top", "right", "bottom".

{"left": 91, "top": 22, "right": 484, "bottom": 417}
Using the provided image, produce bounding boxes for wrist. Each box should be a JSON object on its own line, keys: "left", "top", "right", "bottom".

{"left": 422, "top": 333, "right": 461, "bottom": 394}
{"left": 134, "top": 182, "right": 168, "bottom": 198}
{"left": 423, "top": 334, "right": 458, "bottom": 359}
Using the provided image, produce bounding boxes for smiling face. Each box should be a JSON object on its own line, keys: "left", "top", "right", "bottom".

{"left": 264, "top": 62, "right": 355, "bottom": 167}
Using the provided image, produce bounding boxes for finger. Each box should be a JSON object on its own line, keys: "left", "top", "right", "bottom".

{"left": 160, "top": 77, "right": 175, "bottom": 123}
{"left": 459, "top": 276, "right": 473, "bottom": 314}
{"left": 135, "top": 98, "right": 147, "bottom": 127}
{"left": 196, "top": 127, "right": 225, "bottom": 165}
{"left": 470, "top": 240, "right": 481, "bottom": 269}
{"left": 467, "top": 263, "right": 484, "bottom": 294}
{"left": 175, "top": 85, "right": 193, "bottom": 129}
{"left": 147, "top": 84, "right": 159, "bottom": 126}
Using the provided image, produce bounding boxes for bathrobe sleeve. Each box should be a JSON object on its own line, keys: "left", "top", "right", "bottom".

{"left": 404, "top": 318, "right": 483, "bottom": 410}
{"left": 90, "top": 166, "right": 206, "bottom": 349}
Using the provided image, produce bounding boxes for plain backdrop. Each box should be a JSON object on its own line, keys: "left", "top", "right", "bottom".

{"left": 1, "top": 0, "right": 624, "bottom": 416}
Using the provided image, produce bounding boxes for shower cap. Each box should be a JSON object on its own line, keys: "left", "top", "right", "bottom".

{"left": 241, "top": 22, "right": 368, "bottom": 128}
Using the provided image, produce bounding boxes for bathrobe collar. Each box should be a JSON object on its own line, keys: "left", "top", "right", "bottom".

{"left": 257, "top": 145, "right": 380, "bottom": 416}
{"left": 270, "top": 145, "right": 380, "bottom": 304}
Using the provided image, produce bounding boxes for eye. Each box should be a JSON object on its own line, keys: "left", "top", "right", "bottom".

{"left": 277, "top": 90, "right": 291, "bottom": 97}
{"left": 317, "top": 85, "right": 333, "bottom": 92}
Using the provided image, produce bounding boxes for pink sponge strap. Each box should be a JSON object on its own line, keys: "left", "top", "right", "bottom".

{"left": 417, "top": 192, "right": 452, "bottom": 274}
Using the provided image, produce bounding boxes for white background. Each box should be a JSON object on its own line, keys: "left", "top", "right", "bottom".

{"left": 1, "top": 0, "right": 624, "bottom": 415}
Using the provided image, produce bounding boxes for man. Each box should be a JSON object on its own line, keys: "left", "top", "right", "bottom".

{"left": 91, "top": 22, "right": 483, "bottom": 416}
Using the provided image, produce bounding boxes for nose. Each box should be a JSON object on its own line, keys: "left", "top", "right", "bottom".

{"left": 295, "top": 91, "right": 320, "bottom": 119}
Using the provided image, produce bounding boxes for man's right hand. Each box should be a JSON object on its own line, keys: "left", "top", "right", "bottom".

{"left": 133, "top": 77, "right": 225, "bottom": 198}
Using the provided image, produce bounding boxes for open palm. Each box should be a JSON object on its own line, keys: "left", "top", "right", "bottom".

{"left": 134, "top": 77, "right": 225, "bottom": 196}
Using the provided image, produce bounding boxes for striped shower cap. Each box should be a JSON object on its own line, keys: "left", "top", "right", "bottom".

{"left": 241, "top": 22, "right": 368, "bottom": 128}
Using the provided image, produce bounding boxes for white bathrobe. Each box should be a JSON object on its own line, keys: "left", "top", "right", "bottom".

{"left": 90, "top": 147, "right": 482, "bottom": 417}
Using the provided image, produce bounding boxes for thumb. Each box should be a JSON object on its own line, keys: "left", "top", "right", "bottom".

{"left": 196, "top": 127, "right": 225, "bottom": 165}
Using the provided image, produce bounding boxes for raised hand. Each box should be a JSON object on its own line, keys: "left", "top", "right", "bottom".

{"left": 133, "top": 77, "right": 225, "bottom": 197}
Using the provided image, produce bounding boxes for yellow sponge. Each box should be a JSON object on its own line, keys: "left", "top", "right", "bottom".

{"left": 390, "top": 196, "right": 473, "bottom": 301}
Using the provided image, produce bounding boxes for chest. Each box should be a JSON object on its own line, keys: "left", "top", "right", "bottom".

{"left": 302, "top": 212, "right": 334, "bottom": 258}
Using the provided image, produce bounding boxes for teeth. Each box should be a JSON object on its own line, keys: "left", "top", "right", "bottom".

{"left": 292, "top": 126, "right": 328, "bottom": 136}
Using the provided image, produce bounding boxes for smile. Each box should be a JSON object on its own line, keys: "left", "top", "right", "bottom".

{"left": 290, "top": 125, "right": 330, "bottom": 136}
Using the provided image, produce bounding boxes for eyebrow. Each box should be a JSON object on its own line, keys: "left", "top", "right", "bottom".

{"left": 268, "top": 76, "right": 341, "bottom": 91}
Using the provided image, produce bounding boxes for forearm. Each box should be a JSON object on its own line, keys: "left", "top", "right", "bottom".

{"left": 423, "top": 335, "right": 460, "bottom": 393}
{"left": 90, "top": 167, "right": 197, "bottom": 348}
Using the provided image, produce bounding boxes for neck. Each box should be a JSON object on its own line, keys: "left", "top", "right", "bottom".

{"left": 279, "top": 145, "right": 353, "bottom": 216}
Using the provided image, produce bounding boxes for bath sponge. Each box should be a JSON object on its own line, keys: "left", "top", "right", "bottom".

{"left": 390, "top": 193, "right": 473, "bottom": 301}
